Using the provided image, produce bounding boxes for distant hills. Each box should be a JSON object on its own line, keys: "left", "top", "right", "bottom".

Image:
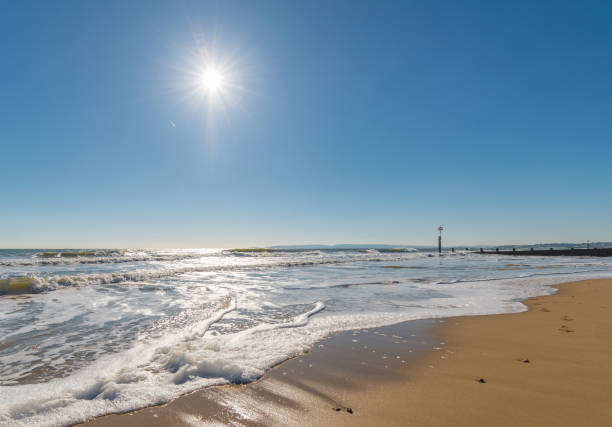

{"left": 267, "top": 244, "right": 425, "bottom": 250}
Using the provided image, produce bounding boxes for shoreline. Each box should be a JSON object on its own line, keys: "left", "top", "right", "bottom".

{"left": 83, "top": 278, "right": 612, "bottom": 426}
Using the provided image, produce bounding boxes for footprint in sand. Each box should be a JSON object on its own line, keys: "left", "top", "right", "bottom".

{"left": 559, "top": 325, "right": 575, "bottom": 333}
{"left": 561, "top": 315, "right": 573, "bottom": 321}
{"left": 540, "top": 307, "right": 551, "bottom": 312}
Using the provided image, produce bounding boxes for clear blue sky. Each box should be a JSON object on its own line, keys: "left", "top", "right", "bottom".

{"left": 1, "top": 0, "right": 611, "bottom": 248}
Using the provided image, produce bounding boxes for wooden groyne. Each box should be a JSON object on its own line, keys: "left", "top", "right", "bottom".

{"left": 475, "top": 248, "right": 612, "bottom": 257}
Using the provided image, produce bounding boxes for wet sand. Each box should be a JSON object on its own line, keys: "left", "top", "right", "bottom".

{"left": 84, "top": 278, "right": 612, "bottom": 426}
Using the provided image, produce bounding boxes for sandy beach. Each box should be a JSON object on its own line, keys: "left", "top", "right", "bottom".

{"left": 83, "top": 278, "right": 612, "bottom": 426}
{"left": 5, "top": 3, "right": 612, "bottom": 425}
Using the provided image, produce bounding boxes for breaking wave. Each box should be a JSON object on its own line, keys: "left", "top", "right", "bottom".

{"left": 0, "top": 252, "right": 436, "bottom": 295}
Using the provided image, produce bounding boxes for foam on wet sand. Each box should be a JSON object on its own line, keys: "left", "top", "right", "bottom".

{"left": 85, "top": 278, "right": 612, "bottom": 426}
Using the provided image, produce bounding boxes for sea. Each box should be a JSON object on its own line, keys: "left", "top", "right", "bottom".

{"left": 1, "top": 247, "right": 612, "bottom": 426}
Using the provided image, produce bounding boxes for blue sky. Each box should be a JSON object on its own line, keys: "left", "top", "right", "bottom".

{"left": 1, "top": 0, "right": 611, "bottom": 248}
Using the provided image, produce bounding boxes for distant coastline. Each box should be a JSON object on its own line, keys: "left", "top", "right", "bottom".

{"left": 266, "top": 244, "right": 424, "bottom": 250}
{"left": 267, "top": 241, "right": 612, "bottom": 251}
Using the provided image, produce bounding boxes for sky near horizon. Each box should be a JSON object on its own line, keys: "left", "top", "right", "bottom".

{"left": 1, "top": 0, "right": 611, "bottom": 248}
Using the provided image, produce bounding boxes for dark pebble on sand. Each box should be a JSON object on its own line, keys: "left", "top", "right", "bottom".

{"left": 347, "top": 408, "right": 353, "bottom": 414}
{"left": 333, "top": 407, "right": 341, "bottom": 411}
{"left": 478, "top": 378, "right": 487, "bottom": 383}
{"left": 523, "top": 359, "right": 530, "bottom": 363}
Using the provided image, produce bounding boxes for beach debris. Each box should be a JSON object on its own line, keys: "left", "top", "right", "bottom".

{"left": 347, "top": 408, "right": 353, "bottom": 414}
{"left": 523, "top": 359, "right": 531, "bottom": 363}
{"left": 333, "top": 407, "right": 341, "bottom": 411}
{"left": 477, "top": 378, "right": 487, "bottom": 383}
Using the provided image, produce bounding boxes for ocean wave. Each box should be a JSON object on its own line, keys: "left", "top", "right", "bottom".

{"left": 0, "top": 248, "right": 429, "bottom": 267}
{"left": 283, "top": 280, "right": 402, "bottom": 290}
{"left": 36, "top": 250, "right": 123, "bottom": 258}
{"left": 227, "top": 248, "right": 278, "bottom": 253}
{"left": 0, "top": 253, "right": 439, "bottom": 295}
{"left": 0, "top": 252, "right": 215, "bottom": 267}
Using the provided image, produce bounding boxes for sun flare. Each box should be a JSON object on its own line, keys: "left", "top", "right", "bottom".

{"left": 200, "top": 68, "right": 224, "bottom": 92}
{"left": 178, "top": 41, "right": 243, "bottom": 115}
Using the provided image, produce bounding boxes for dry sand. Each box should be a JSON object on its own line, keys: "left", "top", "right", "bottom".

{"left": 84, "top": 278, "right": 612, "bottom": 426}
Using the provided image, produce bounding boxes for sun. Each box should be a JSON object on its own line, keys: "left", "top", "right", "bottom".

{"left": 176, "top": 42, "right": 243, "bottom": 114}
{"left": 200, "top": 68, "right": 224, "bottom": 92}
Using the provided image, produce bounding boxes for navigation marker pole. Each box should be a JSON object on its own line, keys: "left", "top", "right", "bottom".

{"left": 438, "top": 226, "right": 444, "bottom": 255}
